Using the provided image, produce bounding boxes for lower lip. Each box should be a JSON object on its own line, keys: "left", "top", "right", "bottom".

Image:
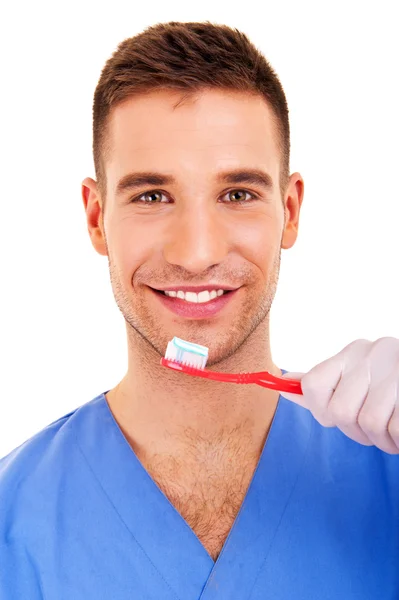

{"left": 150, "top": 288, "right": 239, "bottom": 319}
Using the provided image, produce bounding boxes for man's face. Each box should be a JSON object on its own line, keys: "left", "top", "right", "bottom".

{"left": 83, "top": 89, "right": 302, "bottom": 365}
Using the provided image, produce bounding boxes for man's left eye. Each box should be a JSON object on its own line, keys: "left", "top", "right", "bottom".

{"left": 223, "top": 190, "right": 257, "bottom": 203}
{"left": 141, "top": 191, "right": 166, "bottom": 203}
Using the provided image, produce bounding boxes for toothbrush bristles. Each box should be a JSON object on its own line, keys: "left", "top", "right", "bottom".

{"left": 164, "top": 338, "right": 209, "bottom": 370}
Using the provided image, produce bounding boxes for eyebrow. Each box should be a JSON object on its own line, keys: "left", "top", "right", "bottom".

{"left": 115, "top": 168, "right": 274, "bottom": 196}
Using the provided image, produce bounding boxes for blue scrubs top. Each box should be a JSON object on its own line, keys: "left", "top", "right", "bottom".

{"left": 1, "top": 371, "right": 399, "bottom": 599}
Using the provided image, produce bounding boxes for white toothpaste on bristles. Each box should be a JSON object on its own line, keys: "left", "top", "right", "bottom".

{"left": 165, "top": 337, "right": 209, "bottom": 369}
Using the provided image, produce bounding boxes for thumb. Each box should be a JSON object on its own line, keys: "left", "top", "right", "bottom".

{"left": 278, "top": 371, "right": 308, "bottom": 408}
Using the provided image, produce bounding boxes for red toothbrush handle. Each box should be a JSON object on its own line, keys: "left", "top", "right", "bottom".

{"left": 252, "top": 374, "right": 303, "bottom": 395}
{"left": 160, "top": 358, "right": 303, "bottom": 394}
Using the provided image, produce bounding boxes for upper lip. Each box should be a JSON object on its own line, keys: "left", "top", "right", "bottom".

{"left": 151, "top": 285, "right": 240, "bottom": 293}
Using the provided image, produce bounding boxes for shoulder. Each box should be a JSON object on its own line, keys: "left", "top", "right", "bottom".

{"left": 278, "top": 396, "right": 399, "bottom": 489}
{"left": 0, "top": 409, "right": 75, "bottom": 516}
{"left": 306, "top": 402, "right": 399, "bottom": 495}
{"left": 0, "top": 407, "right": 81, "bottom": 597}
{"left": 0, "top": 394, "right": 104, "bottom": 526}
{"left": 0, "top": 394, "right": 106, "bottom": 598}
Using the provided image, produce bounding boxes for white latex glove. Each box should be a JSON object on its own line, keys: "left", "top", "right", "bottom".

{"left": 280, "top": 337, "right": 399, "bottom": 454}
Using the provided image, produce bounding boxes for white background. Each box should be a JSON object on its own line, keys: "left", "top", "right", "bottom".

{"left": 1, "top": 0, "right": 398, "bottom": 457}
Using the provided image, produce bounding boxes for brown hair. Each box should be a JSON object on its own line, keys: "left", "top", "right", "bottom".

{"left": 93, "top": 21, "right": 290, "bottom": 201}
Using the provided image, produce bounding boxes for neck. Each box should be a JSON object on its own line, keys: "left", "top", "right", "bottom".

{"left": 106, "top": 321, "right": 281, "bottom": 460}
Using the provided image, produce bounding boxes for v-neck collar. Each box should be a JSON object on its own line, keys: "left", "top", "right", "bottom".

{"left": 73, "top": 375, "right": 312, "bottom": 600}
{"left": 199, "top": 392, "right": 313, "bottom": 599}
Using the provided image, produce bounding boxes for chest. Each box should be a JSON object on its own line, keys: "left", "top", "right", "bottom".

{"left": 143, "top": 450, "right": 259, "bottom": 560}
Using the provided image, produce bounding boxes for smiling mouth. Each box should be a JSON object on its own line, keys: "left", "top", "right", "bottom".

{"left": 148, "top": 285, "right": 239, "bottom": 319}
{"left": 151, "top": 288, "right": 233, "bottom": 304}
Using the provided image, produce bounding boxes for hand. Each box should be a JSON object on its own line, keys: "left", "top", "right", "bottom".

{"left": 279, "top": 337, "right": 399, "bottom": 454}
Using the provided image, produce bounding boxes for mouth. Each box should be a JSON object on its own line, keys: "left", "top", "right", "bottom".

{"left": 148, "top": 286, "right": 239, "bottom": 319}
{"left": 152, "top": 288, "right": 233, "bottom": 303}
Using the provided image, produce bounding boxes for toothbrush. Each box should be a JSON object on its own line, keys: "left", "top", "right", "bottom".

{"left": 160, "top": 337, "right": 303, "bottom": 395}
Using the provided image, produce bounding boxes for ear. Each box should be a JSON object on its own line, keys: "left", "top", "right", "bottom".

{"left": 81, "top": 177, "right": 108, "bottom": 256}
{"left": 281, "top": 173, "right": 304, "bottom": 250}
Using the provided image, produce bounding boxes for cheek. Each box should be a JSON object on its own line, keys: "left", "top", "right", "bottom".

{"left": 231, "top": 214, "right": 280, "bottom": 268}
{"left": 108, "top": 215, "right": 158, "bottom": 276}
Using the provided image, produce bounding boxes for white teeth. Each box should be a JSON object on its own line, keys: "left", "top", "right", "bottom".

{"left": 185, "top": 291, "right": 198, "bottom": 303}
{"left": 197, "top": 291, "right": 211, "bottom": 303}
{"left": 164, "top": 289, "right": 227, "bottom": 303}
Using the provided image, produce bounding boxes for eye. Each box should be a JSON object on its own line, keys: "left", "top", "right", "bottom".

{"left": 131, "top": 190, "right": 169, "bottom": 204}
{"left": 130, "top": 188, "right": 258, "bottom": 205}
{"left": 221, "top": 189, "right": 258, "bottom": 204}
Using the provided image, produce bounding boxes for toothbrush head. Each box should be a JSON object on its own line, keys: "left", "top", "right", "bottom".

{"left": 163, "top": 337, "right": 209, "bottom": 369}
{"left": 160, "top": 336, "right": 231, "bottom": 381}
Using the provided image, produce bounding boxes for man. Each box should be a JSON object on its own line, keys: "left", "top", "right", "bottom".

{"left": 1, "top": 21, "right": 398, "bottom": 599}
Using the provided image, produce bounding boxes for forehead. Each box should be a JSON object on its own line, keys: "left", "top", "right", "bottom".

{"left": 106, "top": 89, "right": 280, "bottom": 181}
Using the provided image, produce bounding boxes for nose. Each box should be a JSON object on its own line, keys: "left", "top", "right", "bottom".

{"left": 162, "top": 205, "right": 229, "bottom": 273}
